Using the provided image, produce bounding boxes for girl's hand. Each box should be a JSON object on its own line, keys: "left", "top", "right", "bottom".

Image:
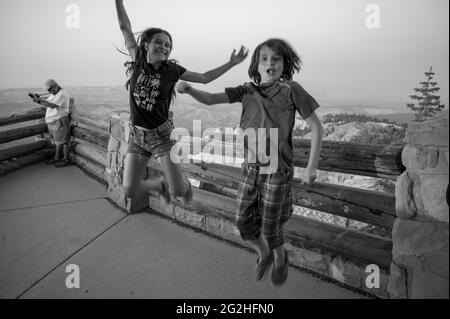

{"left": 177, "top": 81, "right": 192, "bottom": 94}
{"left": 298, "top": 167, "right": 317, "bottom": 185}
{"left": 229, "top": 46, "right": 249, "bottom": 66}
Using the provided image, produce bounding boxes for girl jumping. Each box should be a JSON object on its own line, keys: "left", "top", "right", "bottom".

{"left": 115, "top": 0, "right": 248, "bottom": 206}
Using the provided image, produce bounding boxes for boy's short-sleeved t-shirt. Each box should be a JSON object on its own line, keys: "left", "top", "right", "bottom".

{"left": 129, "top": 60, "right": 186, "bottom": 129}
{"left": 225, "top": 81, "right": 320, "bottom": 171}
{"left": 45, "top": 89, "right": 70, "bottom": 124}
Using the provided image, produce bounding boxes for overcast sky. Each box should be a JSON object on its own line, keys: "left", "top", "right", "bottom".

{"left": 0, "top": 0, "right": 448, "bottom": 107}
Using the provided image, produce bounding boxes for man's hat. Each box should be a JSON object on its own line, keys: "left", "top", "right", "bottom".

{"left": 44, "top": 79, "right": 58, "bottom": 91}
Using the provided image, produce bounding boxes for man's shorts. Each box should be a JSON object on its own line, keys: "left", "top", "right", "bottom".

{"left": 47, "top": 115, "right": 70, "bottom": 145}
{"left": 127, "top": 120, "right": 176, "bottom": 159}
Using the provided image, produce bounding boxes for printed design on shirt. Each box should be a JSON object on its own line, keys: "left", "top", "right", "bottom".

{"left": 133, "top": 69, "right": 161, "bottom": 112}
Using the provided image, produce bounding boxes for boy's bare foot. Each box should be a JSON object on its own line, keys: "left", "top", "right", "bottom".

{"left": 255, "top": 251, "right": 274, "bottom": 281}
{"left": 271, "top": 250, "right": 289, "bottom": 287}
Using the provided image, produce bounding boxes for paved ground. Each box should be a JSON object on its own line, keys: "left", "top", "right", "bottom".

{"left": 0, "top": 163, "right": 367, "bottom": 299}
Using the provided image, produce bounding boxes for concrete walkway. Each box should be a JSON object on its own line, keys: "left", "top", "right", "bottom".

{"left": 0, "top": 163, "right": 367, "bottom": 299}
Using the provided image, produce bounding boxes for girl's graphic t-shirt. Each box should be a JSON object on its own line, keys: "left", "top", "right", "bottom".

{"left": 129, "top": 60, "right": 186, "bottom": 129}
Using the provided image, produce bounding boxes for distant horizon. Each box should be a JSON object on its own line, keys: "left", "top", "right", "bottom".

{"left": 3, "top": 85, "right": 450, "bottom": 117}
{"left": 1, "top": 84, "right": 447, "bottom": 111}
{"left": 0, "top": 0, "right": 448, "bottom": 110}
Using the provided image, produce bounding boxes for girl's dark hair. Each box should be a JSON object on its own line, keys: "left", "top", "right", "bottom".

{"left": 118, "top": 27, "right": 180, "bottom": 106}
{"left": 122, "top": 27, "right": 173, "bottom": 89}
{"left": 248, "top": 38, "right": 302, "bottom": 84}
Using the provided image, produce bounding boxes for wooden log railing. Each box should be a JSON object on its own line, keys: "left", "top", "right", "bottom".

{"left": 149, "top": 159, "right": 397, "bottom": 230}
{"left": 0, "top": 108, "right": 46, "bottom": 126}
{"left": 71, "top": 126, "right": 109, "bottom": 150}
{"left": 0, "top": 103, "right": 399, "bottom": 298}
{"left": 157, "top": 138, "right": 399, "bottom": 230}
{"left": 0, "top": 102, "right": 406, "bottom": 297}
{"left": 0, "top": 123, "right": 48, "bottom": 144}
{"left": 146, "top": 157, "right": 394, "bottom": 268}
{"left": 172, "top": 138, "right": 404, "bottom": 179}
{"left": 292, "top": 139, "right": 404, "bottom": 180}
{"left": 66, "top": 110, "right": 407, "bottom": 299}
{"left": 69, "top": 108, "right": 110, "bottom": 183}
{"left": 158, "top": 186, "right": 393, "bottom": 268}
{"left": 70, "top": 143, "right": 108, "bottom": 183}
{"left": 0, "top": 108, "right": 53, "bottom": 176}
{"left": 69, "top": 111, "right": 402, "bottom": 271}
{"left": 0, "top": 140, "right": 49, "bottom": 163}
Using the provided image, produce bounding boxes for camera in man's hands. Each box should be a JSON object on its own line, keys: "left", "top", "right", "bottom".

{"left": 28, "top": 93, "right": 39, "bottom": 99}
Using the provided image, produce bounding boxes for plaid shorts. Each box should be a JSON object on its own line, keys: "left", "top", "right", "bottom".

{"left": 127, "top": 120, "right": 176, "bottom": 159}
{"left": 235, "top": 164, "right": 293, "bottom": 250}
{"left": 47, "top": 115, "right": 70, "bottom": 145}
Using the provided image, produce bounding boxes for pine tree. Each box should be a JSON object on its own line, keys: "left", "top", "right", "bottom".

{"left": 407, "top": 67, "right": 446, "bottom": 122}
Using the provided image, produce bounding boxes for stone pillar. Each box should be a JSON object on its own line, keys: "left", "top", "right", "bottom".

{"left": 388, "top": 113, "right": 449, "bottom": 299}
{"left": 105, "top": 111, "right": 148, "bottom": 213}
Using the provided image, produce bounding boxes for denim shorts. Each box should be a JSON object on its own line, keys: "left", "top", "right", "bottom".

{"left": 127, "top": 120, "right": 176, "bottom": 159}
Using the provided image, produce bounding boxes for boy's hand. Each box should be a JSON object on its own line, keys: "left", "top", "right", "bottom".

{"left": 177, "top": 81, "right": 192, "bottom": 94}
{"left": 229, "top": 45, "right": 248, "bottom": 66}
{"left": 32, "top": 97, "right": 41, "bottom": 104}
{"left": 298, "top": 167, "right": 317, "bottom": 185}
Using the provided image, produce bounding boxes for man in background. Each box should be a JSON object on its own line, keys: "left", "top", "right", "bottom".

{"left": 32, "top": 79, "right": 72, "bottom": 167}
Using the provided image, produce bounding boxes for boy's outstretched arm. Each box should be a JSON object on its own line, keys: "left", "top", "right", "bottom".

{"left": 180, "top": 46, "right": 248, "bottom": 84}
{"left": 115, "top": 0, "right": 137, "bottom": 61}
{"left": 299, "top": 111, "right": 323, "bottom": 185}
{"left": 177, "top": 81, "right": 229, "bottom": 106}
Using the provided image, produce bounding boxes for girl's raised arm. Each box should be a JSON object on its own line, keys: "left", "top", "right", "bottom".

{"left": 180, "top": 46, "right": 248, "bottom": 84}
{"left": 115, "top": 0, "right": 137, "bottom": 62}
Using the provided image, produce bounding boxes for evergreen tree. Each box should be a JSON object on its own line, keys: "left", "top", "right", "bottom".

{"left": 407, "top": 67, "right": 445, "bottom": 122}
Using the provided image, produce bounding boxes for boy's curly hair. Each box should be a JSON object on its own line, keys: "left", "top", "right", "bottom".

{"left": 248, "top": 38, "right": 302, "bottom": 84}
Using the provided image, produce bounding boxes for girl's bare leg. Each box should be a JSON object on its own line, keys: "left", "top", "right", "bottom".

{"left": 158, "top": 154, "right": 192, "bottom": 203}
{"left": 123, "top": 153, "right": 164, "bottom": 197}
